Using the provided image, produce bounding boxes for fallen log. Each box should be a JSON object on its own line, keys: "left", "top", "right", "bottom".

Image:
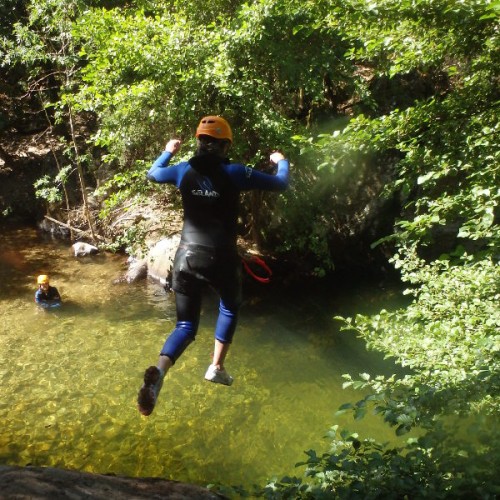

{"left": 43, "top": 215, "right": 106, "bottom": 243}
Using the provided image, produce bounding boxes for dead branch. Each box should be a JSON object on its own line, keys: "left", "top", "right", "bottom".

{"left": 44, "top": 215, "right": 106, "bottom": 243}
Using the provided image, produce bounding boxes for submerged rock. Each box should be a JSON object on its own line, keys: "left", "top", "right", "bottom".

{"left": 0, "top": 465, "right": 228, "bottom": 499}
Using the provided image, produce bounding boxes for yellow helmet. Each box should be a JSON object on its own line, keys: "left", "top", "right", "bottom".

{"left": 37, "top": 275, "right": 49, "bottom": 284}
{"left": 195, "top": 116, "right": 233, "bottom": 143}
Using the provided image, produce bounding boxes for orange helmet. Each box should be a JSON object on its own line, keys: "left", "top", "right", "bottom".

{"left": 195, "top": 116, "right": 233, "bottom": 143}
{"left": 37, "top": 274, "right": 49, "bottom": 284}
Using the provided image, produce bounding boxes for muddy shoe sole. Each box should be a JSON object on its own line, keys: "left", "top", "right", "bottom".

{"left": 137, "top": 366, "right": 164, "bottom": 416}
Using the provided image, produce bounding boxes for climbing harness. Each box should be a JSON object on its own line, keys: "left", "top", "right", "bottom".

{"left": 164, "top": 254, "right": 273, "bottom": 290}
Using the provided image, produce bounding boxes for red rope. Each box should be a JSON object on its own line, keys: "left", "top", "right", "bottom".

{"left": 242, "top": 256, "right": 272, "bottom": 283}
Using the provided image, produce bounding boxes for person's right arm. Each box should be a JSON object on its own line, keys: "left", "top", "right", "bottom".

{"left": 35, "top": 290, "right": 50, "bottom": 308}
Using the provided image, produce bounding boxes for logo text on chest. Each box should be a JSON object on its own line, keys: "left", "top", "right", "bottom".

{"left": 191, "top": 189, "right": 220, "bottom": 198}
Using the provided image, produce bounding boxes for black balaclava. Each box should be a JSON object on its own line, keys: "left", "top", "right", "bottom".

{"left": 189, "top": 135, "right": 230, "bottom": 171}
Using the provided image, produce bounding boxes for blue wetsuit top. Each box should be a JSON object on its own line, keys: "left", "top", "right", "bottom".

{"left": 35, "top": 286, "right": 61, "bottom": 308}
{"left": 147, "top": 151, "right": 289, "bottom": 248}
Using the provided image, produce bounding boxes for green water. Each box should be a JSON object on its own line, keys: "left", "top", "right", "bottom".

{"left": 0, "top": 224, "right": 405, "bottom": 490}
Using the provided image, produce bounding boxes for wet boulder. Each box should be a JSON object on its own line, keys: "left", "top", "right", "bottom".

{"left": 72, "top": 241, "right": 99, "bottom": 257}
{"left": 124, "top": 257, "right": 148, "bottom": 283}
{"left": 146, "top": 235, "right": 181, "bottom": 285}
{"left": 125, "top": 235, "right": 180, "bottom": 284}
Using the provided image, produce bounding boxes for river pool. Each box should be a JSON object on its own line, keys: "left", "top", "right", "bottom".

{"left": 0, "top": 223, "right": 405, "bottom": 492}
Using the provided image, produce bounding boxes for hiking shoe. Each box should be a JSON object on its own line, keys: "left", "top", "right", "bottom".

{"left": 137, "top": 366, "right": 164, "bottom": 416}
{"left": 204, "top": 364, "right": 233, "bottom": 386}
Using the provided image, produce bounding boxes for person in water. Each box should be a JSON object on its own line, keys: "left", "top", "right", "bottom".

{"left": 137, "top": 116, "right": 290, "bottom": 416}
{"left": 35, "top": 274, "right": 61, "bottom": 308}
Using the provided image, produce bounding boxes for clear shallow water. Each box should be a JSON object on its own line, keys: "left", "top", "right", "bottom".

{"left": 0, "top": 224, "right": 405, "bottom": 490}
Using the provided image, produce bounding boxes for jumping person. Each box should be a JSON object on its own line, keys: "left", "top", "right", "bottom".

{"left": 35, "top": 274, "right": 61, "bottom": 308}
{"left": 137, "top": 116, "right": 290, "bottom": 416}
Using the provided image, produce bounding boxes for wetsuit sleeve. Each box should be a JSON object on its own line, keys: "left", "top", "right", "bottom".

{"left": 35, "top": 289, "right": 58, "bottom": 308}
{"left": 51, "top": 287, "right": 61, "bottom": 301}
{"left": 147, "top": 151, "right": 187, "bottom": 186}
{"left": 227, "top": 159, "right": 289, "bottom": 191}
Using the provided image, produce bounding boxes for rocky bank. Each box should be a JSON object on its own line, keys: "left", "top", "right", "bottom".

{"left": 0, "top": 465, "right": 228, "bottom": 499}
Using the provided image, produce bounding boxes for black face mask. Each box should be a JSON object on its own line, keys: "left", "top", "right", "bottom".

{"left": 189, "top": 136, "right": 230, "bottom": 170}
{"left": 195, "top": 136, "right": 228, "bottom": 157}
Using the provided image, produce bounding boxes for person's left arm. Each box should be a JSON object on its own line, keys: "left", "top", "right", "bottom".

{"left": 51, "top": 287, "right": 61, "bottom": 301}
{"left": 227, "top": 152, "right": 290, "bottom": 191}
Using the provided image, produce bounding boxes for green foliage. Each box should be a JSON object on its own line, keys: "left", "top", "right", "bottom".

{"left": 101, "top": 221, "right": 148, "bottom": 255}
{"left": 339, "top": 254, "right": 499, "bottom": 429}
{"left": 95, "top": 162, "right": 150, "bottom": 218}
{"left": 34, "top": 165, "right": 73, "bottom": 204}
{"left": 0, "top": 0, "right": 26, "bottom": 38}
{"left": 3, "top": 0, "right": 500, "bottom": 497}
{"left": 69, "top": 0, "right": 347, "bottom": 155}
{"left": 2, "top": 0, "right": 85, "bottom": 72}
{"left": 259, "top": 423, "right": 499, "bottom": 499}
{"left": 64, "top": 0, "right": 359, "bottom": 256}
{"left": 312, "top": 0, "right": 500, "bottom": 256}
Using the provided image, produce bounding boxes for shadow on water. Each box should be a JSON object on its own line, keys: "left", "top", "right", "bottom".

{"left": 0, "top": 223, "right": 410, "bottom": 489}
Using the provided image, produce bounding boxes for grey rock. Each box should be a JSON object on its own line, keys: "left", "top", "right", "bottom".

{"left": 72, "top": 241, "right": 99, "bottom": 257}
{"left": 0, "top": 465, "right": 228, "bottom": 499}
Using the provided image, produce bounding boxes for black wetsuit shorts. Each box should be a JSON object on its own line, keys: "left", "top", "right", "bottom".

{"left": 172, "top": 243, "right": 242, "bottom": 306}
